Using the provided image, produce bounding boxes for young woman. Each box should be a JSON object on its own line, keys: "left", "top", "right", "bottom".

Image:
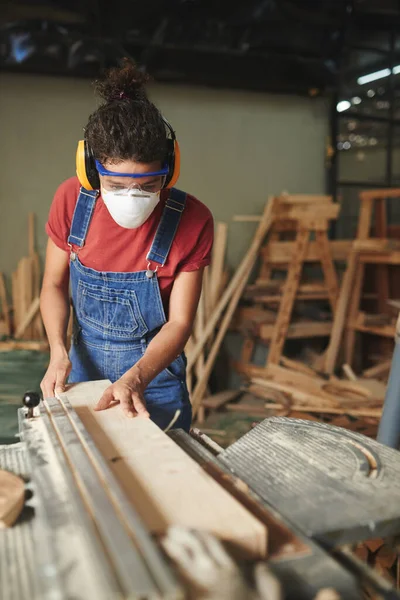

{"left": 40, "top": 60, "right": 213, "bottom": 431}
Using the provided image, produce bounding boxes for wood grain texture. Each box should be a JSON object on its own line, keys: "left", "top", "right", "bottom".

{"left": 63, "top": 380, "right": 267, "bottom": 559}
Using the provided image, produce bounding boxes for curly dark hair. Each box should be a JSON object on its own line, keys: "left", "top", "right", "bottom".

{"left": 84, "top": 59, "right": 168, "bottom": 165}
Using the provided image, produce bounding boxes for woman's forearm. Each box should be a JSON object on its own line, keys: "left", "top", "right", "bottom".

{"left": 40, "top": 283, "right": 70, "bottom": 355}
{"left": 122, "top": 320, "right": 191, "bottom": 389}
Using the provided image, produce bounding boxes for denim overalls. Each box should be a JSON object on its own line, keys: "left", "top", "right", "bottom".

{"left": 67, "top": 186, "right": 192, "bottom": 431}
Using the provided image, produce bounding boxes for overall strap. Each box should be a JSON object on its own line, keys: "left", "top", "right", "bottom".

{"left": 147, "top": 188, "right": 187, "bottom": 266}
{"left": 67, "top": 187, "right": 99, "bottom": 248}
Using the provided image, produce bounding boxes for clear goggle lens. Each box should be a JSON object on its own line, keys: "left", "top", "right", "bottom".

{"left": 101, "top": 176, "right": 166, "bottom": 195}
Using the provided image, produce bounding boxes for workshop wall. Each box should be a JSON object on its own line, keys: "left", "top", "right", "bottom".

{"left": 0, "top": 73, "right": 328, "bottom": 280}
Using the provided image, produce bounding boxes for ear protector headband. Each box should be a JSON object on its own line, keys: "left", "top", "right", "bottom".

{"left": 76, "top": 116, "right": 180, "bottom": 191}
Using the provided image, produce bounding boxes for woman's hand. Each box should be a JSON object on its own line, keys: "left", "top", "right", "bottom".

{"left": 95, "top": 374, "right": 150, "bottom": 418}
{"left": 41, "top": 350, "right": 72, "bottom": 398}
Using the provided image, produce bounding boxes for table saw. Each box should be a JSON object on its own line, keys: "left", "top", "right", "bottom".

{"left": 2, "top": 382, "right": 400, "bottom": 600}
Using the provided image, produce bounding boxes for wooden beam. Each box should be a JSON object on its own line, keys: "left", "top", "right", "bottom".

{"left": 323, "top": 250, "right": 359, "bottom": 375}
{"left": 315, "top": 230, "right": 339, "bottom": 313}
{"left": 267, "top": 228, "right": 310, "bottom": 364}
{"left": 202, "top": 390, "right": 242, "bottom": 410}
{"left": 14, "top": 297, "right": 40, "bottom": 339}
{"left": 362, "top": 359, "right": 392, "bottom": 379}
{"left": 360, "top": 188, "right": 400, "bottom": 200}
{"left": 210, "top": 222, "right": 228, "bottom": 310}
{"left": 63, "top": 381, "right": 268, "bottom": 559}
{"left": 0, "top": 273, "right": 11, "bottom": 336}
{"left": 261, "top": 239, "right": 352, "bottom": 264}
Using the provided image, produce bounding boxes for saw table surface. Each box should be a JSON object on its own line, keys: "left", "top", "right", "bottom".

{"left": 3, "top": 384, "right": 400, "bottom": 600}
{"left": 218, "top": 417, "right": 400, "bottom": 546}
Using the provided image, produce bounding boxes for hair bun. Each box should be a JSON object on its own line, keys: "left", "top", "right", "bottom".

{"left": 94, "top": 58, "right": 150, "bottom": 103}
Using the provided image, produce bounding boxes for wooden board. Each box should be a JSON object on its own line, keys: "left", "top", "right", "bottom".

{"left": 202, "top": 390, "right": 242, "bottom": 410}
{"left": 62, "top": 381, "right": 268, "bottom": 559}
{"left": 261, "top": 240, "right": 352, "bottom": 264}
{"left": 0, "top": 273, "right": 11, "bottom": 336}
{"left": 267, "top": 228, "right": 310, "bottom": 364}
{"left": 0, "top": 469, "right": 25, "bottom": 528}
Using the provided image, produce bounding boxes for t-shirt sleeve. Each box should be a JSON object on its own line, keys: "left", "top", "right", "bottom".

{"left": 178, "top": 204, "right": 214, "bottom": 272}
{"left": 45, "top": 178, "right": 78, "bottom": 251}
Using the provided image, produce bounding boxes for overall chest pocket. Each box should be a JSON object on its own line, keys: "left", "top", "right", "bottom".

{"left": 77, "top": 281, "right": 148, "bottom": 340}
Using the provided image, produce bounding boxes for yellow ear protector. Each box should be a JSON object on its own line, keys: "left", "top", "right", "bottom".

{"left": 76, "top": 117, "right": 180, "bottom": 191}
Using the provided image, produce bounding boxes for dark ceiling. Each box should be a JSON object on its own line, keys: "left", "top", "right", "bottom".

{"left": 1, "top": 0, "right": 400, "bottom": 95}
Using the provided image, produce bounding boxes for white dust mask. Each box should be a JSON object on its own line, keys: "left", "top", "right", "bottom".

{"left": 102, "top": 188, "right": 160, "bottom": 229}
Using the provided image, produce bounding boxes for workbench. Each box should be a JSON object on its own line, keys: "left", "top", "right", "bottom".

{"left": 2, "top": 382, "right": 400, "bottom": 600}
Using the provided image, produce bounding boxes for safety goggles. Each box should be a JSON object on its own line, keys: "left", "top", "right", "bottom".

{"left": 96, "top": 160, "right": 168, "bottom": 194}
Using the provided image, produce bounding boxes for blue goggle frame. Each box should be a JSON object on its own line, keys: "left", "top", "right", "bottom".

{"left": 95, "top": 160, "right": 169, "bottom": 178}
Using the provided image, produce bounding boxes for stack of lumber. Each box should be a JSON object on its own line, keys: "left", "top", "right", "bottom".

{"left": 242, "top": 363, "right": 386, "bottom": 419}
{"left": 185, "top": 197, "right": 276, "bottom": 420}
{"left": 186, "top": 221, "right": 229, "bottom": 420}
{"left": 0, "top": 213, "right": 48, "bottom": 352}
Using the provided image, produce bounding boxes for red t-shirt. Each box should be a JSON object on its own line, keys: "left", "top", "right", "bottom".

{"left": 46, "top": 177, "right": 214, "bottom": 310}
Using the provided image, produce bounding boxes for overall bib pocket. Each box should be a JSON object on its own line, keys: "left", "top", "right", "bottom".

{"left": 77, "top": 280, "right": 148, "bottom": 340}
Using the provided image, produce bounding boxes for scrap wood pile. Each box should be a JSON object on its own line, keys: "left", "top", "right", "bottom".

{"left": 0, "top": 213, "right": 48, "bottom": 352}
{"left": 191, "top": 190, "right": 400, "bottom": 430}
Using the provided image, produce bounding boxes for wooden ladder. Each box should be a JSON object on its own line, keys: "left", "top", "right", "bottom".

{"left": 236, "top": 194, "right": 341, "bottom": 372}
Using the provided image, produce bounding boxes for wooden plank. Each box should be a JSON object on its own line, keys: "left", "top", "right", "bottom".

{"left": 191, "top": 275, "right": 245, "bottom": 413}
{"left": 0, "top": 273, "right": 11, "bottom": 336}
{"left": 362, "top": 359, "right": 392, "bottom": 379}
{"left": 267, "top": 228, "right": 310, "bottom": 364}
{"left": 194, "top": 289, "right": 206, "bottom": 423}
{"left": 342, "top": 195, "right": 375, "bottom": 368}
{"left": 359, "top": 252, "right": 400, "bottom": 264}
{"left": 277, "top": 204, "right": 340, "bottom": 222}
{"left": 342, "top": 364, "right": 357, "bottom": 381}
{"left": 227, "top": 400, "right": 382, "bottom": 419}
{"left": 14, "top": 296, "right": 40, "bottom": 339}
{"left": 280, "top": 356, "right": 319, "bottom": 377}
{"left": 64, "top": 381, "right": 268, "bottom": 559}
{"left": 0, "top": 469, "right": 25, "bottom": 527}
{"left": 315, "top": 230, "right": 339, "bottom": 312}
{"left": 0, "top": 340, "right": 48, "bottom": 351}
{"left": 354, "top": 239, "right": 400, "bottom": 252}
{"left": 202, "top": 390, "right": 242, "bottom": 409}
{"left": 233, "top": 195, "right": 334, "bottom": 222}
{"left": 187, "top": 196, "right": 277, "bottom": 371}
{"left": 210, "top": 222, "right": 228, "bottom": 310}
{"left": 241, "top": 321, "right": 332, "bottom": 341}
{"left": 360, "top": 188, "right": 400, "bottom": 200}
{"left": 323, "top": 250, "right": 359, "bottom": 375}
{"left": 276, "top": 194, "right": 333, "bottom": 205}
{"left": 261, "top": 240, "right": 352, "bottom": 264}
{"left": 374, "top": 198, "right": 390, "bottom": 315}
{"left": 11, "top": 270, "right": 19, "bottom": 333}
{"left": 351, "top": 322, "right": 395, "bottom": 338}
